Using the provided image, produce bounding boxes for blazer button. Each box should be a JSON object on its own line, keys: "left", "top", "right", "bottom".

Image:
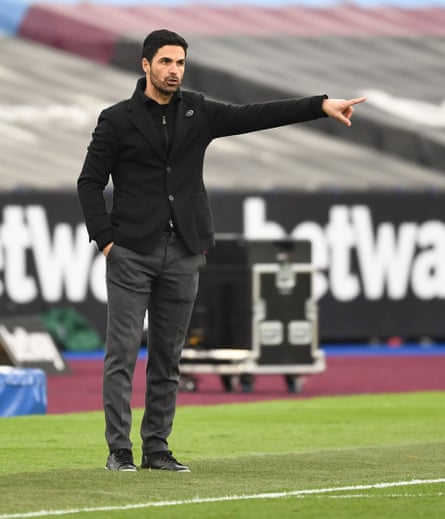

{"left": 166, "top": 166, "right": 172, "bottom": 173}
{"left": 168, "top": 195, "right": 175, "bottom": 201}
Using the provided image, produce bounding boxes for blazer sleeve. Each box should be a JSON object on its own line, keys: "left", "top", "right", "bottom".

{"left": 205, "top": 95, "right": 328, "bottom": 139}
{"left": 77, "top": 109, "right": 119, "bottom": 250}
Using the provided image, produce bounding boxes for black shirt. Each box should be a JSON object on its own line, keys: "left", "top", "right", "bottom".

{"left": 138, "top": 87, "right": 180, "bottom": 155}
{"left": 138, "top": 88, "right": 181, "bottom": 231}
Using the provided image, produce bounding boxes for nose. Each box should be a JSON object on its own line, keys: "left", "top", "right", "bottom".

{"left": 168, "top": 62, "right": 178, "bottom": 73}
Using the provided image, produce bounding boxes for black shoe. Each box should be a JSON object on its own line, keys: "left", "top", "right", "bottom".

{"left": 141, "top": 450, "right": 190, "bottom": 472}
{"left": 105, "top": 448, "right": 137, "bottom": 471}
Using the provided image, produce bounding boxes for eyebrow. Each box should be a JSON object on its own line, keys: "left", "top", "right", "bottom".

{"left": 161, "top": 57, "right": 184, "bottom": 62}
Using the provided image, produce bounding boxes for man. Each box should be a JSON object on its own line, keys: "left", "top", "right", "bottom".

{"left": 77, "top": 29, "right": 365, "bottom": 473}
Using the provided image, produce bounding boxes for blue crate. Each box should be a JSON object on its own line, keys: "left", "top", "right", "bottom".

{"left": 0, "top": 366, "right": 47, "bottom": 417}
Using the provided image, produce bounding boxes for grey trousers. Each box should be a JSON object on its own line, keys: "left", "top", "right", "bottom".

{"left": 103, "top": 232, "right": 205, "bottom": 454}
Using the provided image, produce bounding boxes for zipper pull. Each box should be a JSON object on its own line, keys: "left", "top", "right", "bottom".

{"left": 162, "top": 115, "right": 167, "bottom": 125}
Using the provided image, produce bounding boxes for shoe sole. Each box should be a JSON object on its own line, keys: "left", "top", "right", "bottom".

{"left": 140, "top": 466, "right": 190, "bottom": 472}
{"left": 105, "top": 466, "right": 137, "bottom": 472}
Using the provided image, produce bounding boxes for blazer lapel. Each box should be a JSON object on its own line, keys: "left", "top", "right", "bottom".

{"left": 169, "top": 96, "right": 194, "bottom": 161}
{"left": 126, "top": 82, "right": 194, "bottom": 162}
{"left": 127, "top": 95, "right": 165, "bottom": 161}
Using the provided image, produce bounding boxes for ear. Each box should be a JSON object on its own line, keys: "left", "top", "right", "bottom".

{"left": 141, "top": 57, "right": 150, "bottom": 73}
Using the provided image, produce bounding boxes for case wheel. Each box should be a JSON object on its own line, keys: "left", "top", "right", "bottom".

{"left": 220, "top": 374, "right": 255, "bottom": 393}
{"left": 284, "top": 375, "right": 304, "bottom": 394}
{"left": 179, "top": 375, "right": 198, "bottom": 392}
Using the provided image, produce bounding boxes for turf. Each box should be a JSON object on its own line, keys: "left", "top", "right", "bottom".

{"left": 1, "top": 392, "right": 444, "bottom": 518}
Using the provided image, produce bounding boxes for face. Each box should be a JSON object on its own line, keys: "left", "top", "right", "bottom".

{"left": 142, "top": 45, "right": 186, "bottom": 100}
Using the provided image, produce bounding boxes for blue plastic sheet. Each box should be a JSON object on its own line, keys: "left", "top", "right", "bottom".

{"left": 0, "top": 366, "right": 47, "bottom": 417}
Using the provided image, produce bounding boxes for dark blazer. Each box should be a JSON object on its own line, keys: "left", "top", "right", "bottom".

{"left": 77, "top": 77, "right": 327, "bottom": 255}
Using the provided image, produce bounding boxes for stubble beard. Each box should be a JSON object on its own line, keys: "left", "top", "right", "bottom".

{"left": 150, "top": 72, "right": 180, "bottom": 97}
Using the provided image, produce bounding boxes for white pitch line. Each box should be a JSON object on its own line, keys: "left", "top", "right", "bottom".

{"left": 316, "top": 492, "right": 444, "bottom": 499}
{"left": 1, "top": 478, "right": 444, "bottom": 519}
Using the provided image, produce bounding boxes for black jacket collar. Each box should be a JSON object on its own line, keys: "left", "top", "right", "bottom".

{"left": 134, "top": 76, "right": 183, "bottom": 106}
{"left": 127, "top": 77, "right": 187, "bottom": 160}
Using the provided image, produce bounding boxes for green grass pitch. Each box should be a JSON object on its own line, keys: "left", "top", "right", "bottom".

{"left": 1, "top": 392, "right": 444, "bottom": 518}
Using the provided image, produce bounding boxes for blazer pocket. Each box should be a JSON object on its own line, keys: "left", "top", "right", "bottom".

{"left": 191, "top": 190, "right": 214, "bottom": 238}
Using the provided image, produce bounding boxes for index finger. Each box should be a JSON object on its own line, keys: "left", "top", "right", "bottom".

{"left": 347, "top": 96, "right": 367, "bottom": 106}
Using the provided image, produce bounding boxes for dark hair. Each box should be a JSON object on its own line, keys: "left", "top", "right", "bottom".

{"left": 142, "top": 29, "right": 188, "bottom": 62}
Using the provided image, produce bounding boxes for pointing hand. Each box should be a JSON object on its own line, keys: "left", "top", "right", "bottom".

{"left": 322, "top": 97, "right": 366, "bottom": 127}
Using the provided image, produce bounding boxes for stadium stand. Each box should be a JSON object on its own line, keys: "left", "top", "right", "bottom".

{"left": 1, "top": 33, "right": 445, "bottom": 192}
